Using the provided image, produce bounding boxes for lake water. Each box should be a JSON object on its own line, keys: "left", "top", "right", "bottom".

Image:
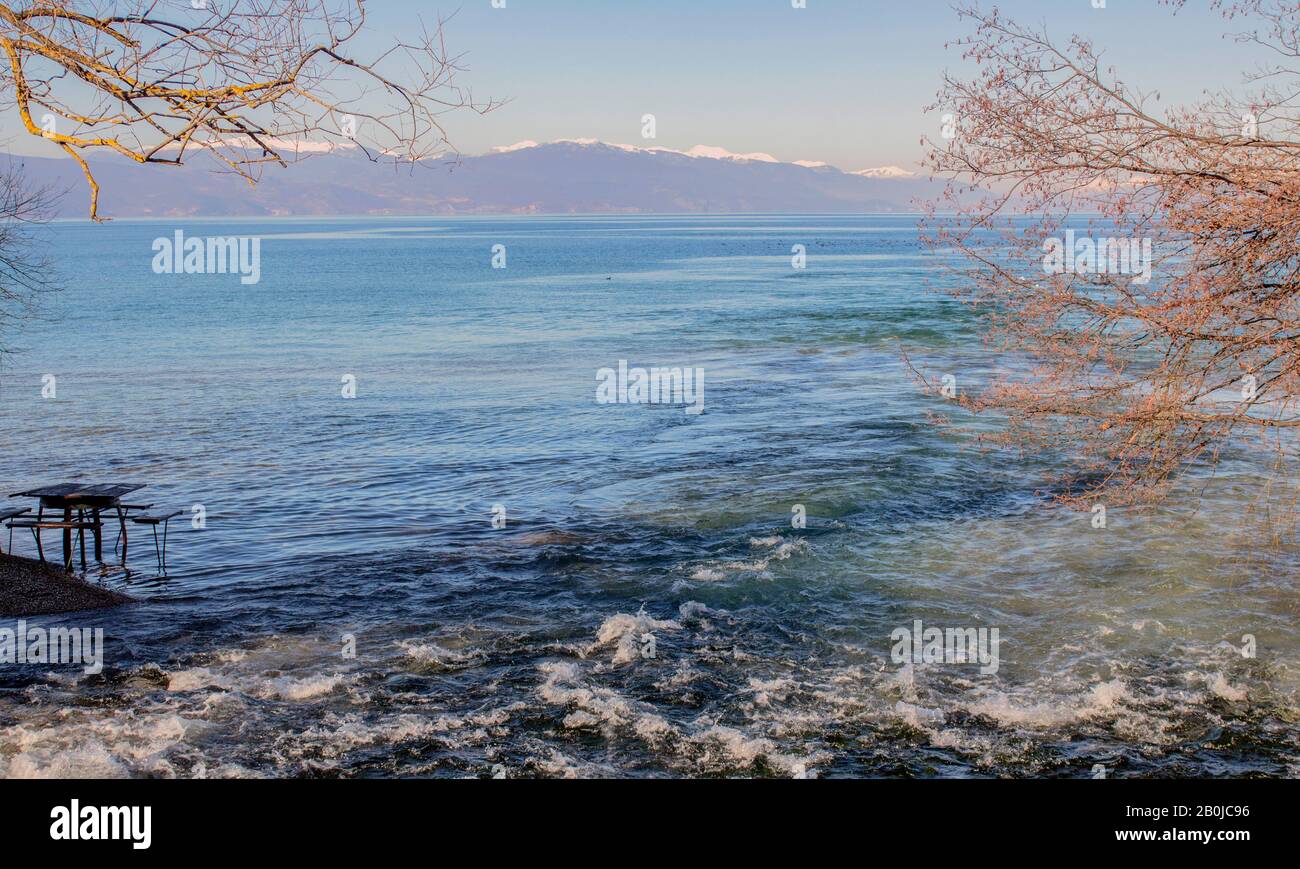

{"left": 0, "top": 214, "right": 1295, "bottom": 778}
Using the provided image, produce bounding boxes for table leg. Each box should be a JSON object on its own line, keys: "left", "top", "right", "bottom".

{"left": 92, "top": 508, "right": 103, "bottom": 561}
{"left": 34, "top": 505, "right": 44, "bottom": 562}
{"left": 117, "top": 505, "right": 129, "bottom": 567}
{"left": 62, "top": 507, "right": 72, "bottom": 572}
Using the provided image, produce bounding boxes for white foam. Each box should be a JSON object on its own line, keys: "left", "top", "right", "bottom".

{"left": 686, "top": 538, "right": 809, "bottom": 581}
{"left": 395, "top": 639, "right": 482, "bottom": 670}
{"left": 965, "top": 679, "right": 1131, "bottom": 728}
{"left": 747, "top": 676, "right": 798, "bottom": 707}
{"left": 259, "top": 673, "right": 347, "bottom": 701}
{"left": 690, "top": 725, "right": 817, "bottom": 778}
{"left": 1, "top": 710, "right": 201, "bottom": 779}
{"left": 527, "top": 748, "right": 617, "bottom": 779}
{"left": 167, "top": 667, "right": 232, "bottom": 692}
{"left": 587, "top": 609, "right": 682, "bottom": 665}
{"left": 538, "top": 661, "right": 677, "bottom": 741}
{"left": 1208, "top": 673, "right": 1248, "bottom": 702}
{"left": 4, "top": 741, "right": 130, "bottom": 779}
{"left": 678, "top": 601, "right": 713, "bottom": 622}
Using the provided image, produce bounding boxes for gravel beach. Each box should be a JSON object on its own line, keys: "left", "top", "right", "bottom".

{"left": 0, "top": 553, "right": 133, "bottom": 616}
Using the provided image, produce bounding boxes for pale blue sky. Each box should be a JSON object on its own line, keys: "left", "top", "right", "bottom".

{"left": 367, "top": 0, "right": 1255, "bottom": 169}
{"left": 1, "top": 1, "right": 1255, "bottom": 171}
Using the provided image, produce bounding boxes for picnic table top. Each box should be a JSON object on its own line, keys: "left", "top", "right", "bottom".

{"left": 9, "top": 483, "right": 147, "bottom": 501}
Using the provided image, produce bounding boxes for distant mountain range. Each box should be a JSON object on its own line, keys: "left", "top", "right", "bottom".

{"left": 10, "top": 139, "right": 935, "bottom": 218}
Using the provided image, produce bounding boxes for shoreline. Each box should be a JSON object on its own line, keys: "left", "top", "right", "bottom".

{"left": 0, "top": 553, "right": 134, "bottom": 617}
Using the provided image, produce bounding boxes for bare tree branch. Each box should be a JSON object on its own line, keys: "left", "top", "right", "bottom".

{"left": 0, "top": 0, "right": 499, "bottom": 220}
{"left": 923, "top": 0, "right": 1300, "bottom": 508}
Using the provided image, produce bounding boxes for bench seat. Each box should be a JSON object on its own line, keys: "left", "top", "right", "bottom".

{"left": 5, "top": 519, "right": 101, "bottom": 530}
{"left": 131, "top": 510, "right": 183, "bottom": 526}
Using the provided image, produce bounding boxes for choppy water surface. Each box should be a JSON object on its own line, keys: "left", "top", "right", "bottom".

{"left": 0, "top": 215, "right": 1295, "bottom": 778}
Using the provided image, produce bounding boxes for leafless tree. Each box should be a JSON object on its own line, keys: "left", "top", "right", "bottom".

{"left": 922, "top": 1, "right": 1300, "bottom": 511}
{"left": 0, "top": 0, "right": 497, "bottom": 220}
{"left": 0, "top": 157, "right": 56, "bottom": 356}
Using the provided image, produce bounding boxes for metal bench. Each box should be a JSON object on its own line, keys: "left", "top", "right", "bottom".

{"left": 0, "top": 507, "right": 30, "bottom": 554}
{"left": 130, "top": 510, "right": 183, "bottom": 573}
{"left": 5, "top": 513, "right": 102, "bottom": 570}
{"left": 110, "top": 504, "right": 153, "bottom": 558}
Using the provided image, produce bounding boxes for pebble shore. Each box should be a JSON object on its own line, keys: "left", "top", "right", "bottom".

{"left": 0, "top": 554, "right": 133, "bottom": 616}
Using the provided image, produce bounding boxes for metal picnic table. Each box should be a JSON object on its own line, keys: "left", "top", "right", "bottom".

{"left": 7, "top": 483, "right": 147, "bottom": 571}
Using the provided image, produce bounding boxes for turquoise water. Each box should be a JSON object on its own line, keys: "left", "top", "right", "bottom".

{"left": 0, "top": 215, "right": 1295, "bottom": 778}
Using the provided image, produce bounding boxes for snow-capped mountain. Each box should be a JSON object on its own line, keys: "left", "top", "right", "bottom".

{"left": 850, "top": 166, "right": 918, "bottom": 179}
{"left": 13, "top": 139, "right": 931, "bottom": 217}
